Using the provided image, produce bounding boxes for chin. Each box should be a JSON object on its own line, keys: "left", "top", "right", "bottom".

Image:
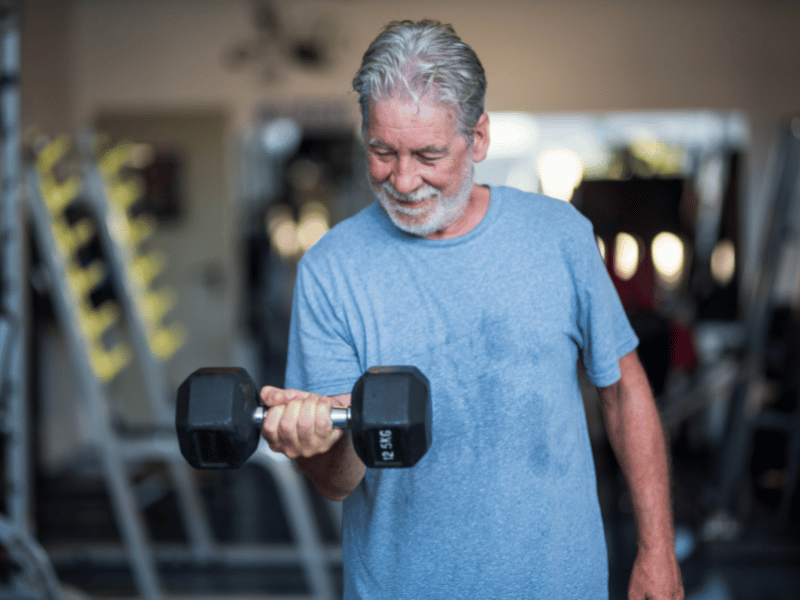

{"left": 390, "top": 210, "right": 437, "bottom": 236}
{"left": 370, "top": 178, "right": 470, "bottom": 237}
{"left": 390, "top": 204, "right": 465, "bottom": 237}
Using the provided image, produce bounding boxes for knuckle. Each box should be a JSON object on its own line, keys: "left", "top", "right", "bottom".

{"left": 262, "top": 419, "right": 278, "bottom": 439}
{"left": 300, "top": 439, "right": 327, "bottom": 459}
{"left": 297, "top": 408, "right": 315, "bottom": 430}
{"left": 278, "top": 419, "right": 294, "bottom": 438}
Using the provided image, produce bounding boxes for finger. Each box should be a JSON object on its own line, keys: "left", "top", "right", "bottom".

{"left": 296, "top": 396, "right": 321, "bottom": 454}
{"left": 315, "top": 398, "right": 333, "bottom": 437}
{"left": 322, "top": 422, "right": 344, "bottom": 451}
{"left": 260, "top": 387, "right": 307, "bottom": 406}
{"left": 261, "top": 403, "right": 286, "bottom": 446}
{"left": 278, "top": 400, "right": 303, "bottom": 457}
{"left": 315, "top": 398, "right": 345, "bottom": 452}
{"left": 260, "top": 386, "right": 284, "bottom": 406}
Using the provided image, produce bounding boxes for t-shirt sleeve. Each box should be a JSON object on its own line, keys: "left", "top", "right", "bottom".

{"left": 573, "top": 220, "right": 639, "bottom": 387}
{"left": 284, "top": 257, "right": 363, "bottom": 395}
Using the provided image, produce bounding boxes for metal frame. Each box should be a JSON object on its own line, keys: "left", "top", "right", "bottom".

{"left": 80, "top": 140, "right": 216, "bottom": 563}
{"left": 26, "top": 164, "right": 166, "bottom": 598}
{"left": 717, "top": 117, "right": 800, "bottom": 522}
{"left": 27, "top": 137, "right": 342, "bottom": 598}
{"left": 0, "top": 5, "right": 65, "bottom": 599}
{"left": 0, "top": 517, "right": 62, "bottom": 600}
{"left": 1, "top": 0, "right": 27, "bottom": 537}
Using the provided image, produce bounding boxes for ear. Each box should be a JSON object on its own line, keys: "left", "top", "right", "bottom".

{"left": 471, "top": 113, "right": 490, "bottom": 163}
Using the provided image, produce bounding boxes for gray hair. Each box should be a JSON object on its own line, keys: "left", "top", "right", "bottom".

{"left": 352, "top": 20, "right": 487, "bottom": 142}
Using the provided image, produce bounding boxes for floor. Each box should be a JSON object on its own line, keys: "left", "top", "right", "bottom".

{"left": 29, "top": 447, "right": 800, "bottom": 599}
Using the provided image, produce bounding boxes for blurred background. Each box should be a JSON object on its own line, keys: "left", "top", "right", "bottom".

{"left": 1, "top": 0, "right": 799, "bottom": 598}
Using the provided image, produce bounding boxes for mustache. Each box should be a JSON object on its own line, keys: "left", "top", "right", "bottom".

{"left": 379, "top": 181, "right": 439, "bottom": 203}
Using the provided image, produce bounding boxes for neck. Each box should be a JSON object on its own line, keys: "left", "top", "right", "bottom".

{"left": 424, "top": 184, "right": 490, "bottom": 240}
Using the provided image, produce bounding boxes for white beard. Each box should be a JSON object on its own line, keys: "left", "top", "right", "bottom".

{"left": 370, "top": 158, "right": 475, "bottom": 237}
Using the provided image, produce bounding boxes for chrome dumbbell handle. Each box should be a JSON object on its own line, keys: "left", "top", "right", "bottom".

{"left": 252, "top": 405, "right": 350, "bottom": 429}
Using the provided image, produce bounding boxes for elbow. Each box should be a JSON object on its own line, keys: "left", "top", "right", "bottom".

{"left": 314, "top": 469, "right": 363, "bottom": 501}
{"left": 314, "top": 481, "right": 352, "bottom": 502}
{"left": 324, "top": 490, "right": 349, "bottom": 502}
{"left": 297, "top": 459, "right": 360, "bottom": 501}
{"left": 597, "top": 379, "right": 623, "bottom": 413}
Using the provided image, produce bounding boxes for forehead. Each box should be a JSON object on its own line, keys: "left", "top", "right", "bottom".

{"left": 366, "top": 94, "right": 460, "bottom": 145}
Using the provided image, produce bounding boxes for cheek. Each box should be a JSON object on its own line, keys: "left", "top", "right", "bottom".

{"left": 416, "top": 164, "right": 454, "bottom": 190}
{"left": 367, "top": 158, "right": 391, "bottom": 182}
{"left": 437, "top": 164, "right": 465, "bottom": 193}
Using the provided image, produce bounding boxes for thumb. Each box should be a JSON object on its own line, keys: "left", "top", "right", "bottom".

{"left": 259, "top": 386, "right": 308, "bottom": 406}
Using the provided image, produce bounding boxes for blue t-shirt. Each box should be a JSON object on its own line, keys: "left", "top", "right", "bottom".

{"left": 285, "top": 186, "right": 638, "bottom": 599}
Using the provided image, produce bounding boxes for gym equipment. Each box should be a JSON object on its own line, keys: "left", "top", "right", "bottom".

{"left": 717, "top": 116, "right": 800, "bottom": 526}
{"left": 25, "top": 133, "right": 202, "bottom": 599}
{"left": 51, "top": 217, "right": 95, "bottom": 255}
{"left": 35, "top": 133, "right": 70, "bottom": 173}
{"left": 86, "top": 141, "right": 185, "bottom": 363}
{"left": 129, "top": 250, "right": 167, "bottom": 286}
{"left": 105, "top": 176, "right": 143, "bottom": 210}
{"left": 176, "top": 365, "right": 432, "bottom": 469}
{"left": 146, "top": 322, "right": 186, "bottom": 361}
{"left": 38, "top": 174, "right": 81, "bottom": 214}
{"left": 137, "top": 288, "right": 177, "bottom": 325}
{"left": 76, "top": 300, "right": 121, "bottom": 341}
{"left": 127, "top": 215, "right": 157, "bottom": 245}
{"left": 86, "top": 338, "right": 132, "bottom": 383}
{"left": 25, "top": 130, "right": 346, "bottom": 598}
{"left": 2, "top": 7, "right": 67, "bottom": 598}
{"left": 64, "top": 262, "right": 106, "bottom": 299}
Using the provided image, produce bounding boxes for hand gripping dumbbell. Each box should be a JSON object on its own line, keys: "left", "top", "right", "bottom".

{"left": 176, "top": 366, "right": 432, "bottom": 469}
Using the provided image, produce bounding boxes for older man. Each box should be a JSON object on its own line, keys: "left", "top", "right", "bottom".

{"left": 261, "top": 20, "right": 683, "bottom": 600}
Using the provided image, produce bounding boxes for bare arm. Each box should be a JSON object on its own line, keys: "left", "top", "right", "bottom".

{"left": 260, "top": 389, "right": 366, "bottom": 501}
{"left": 597, "top": 350, "right": 683, "bottom": 599}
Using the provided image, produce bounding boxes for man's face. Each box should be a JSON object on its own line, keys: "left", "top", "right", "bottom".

{"left": 365, "top": 94, "right": 478, "bottom": 237}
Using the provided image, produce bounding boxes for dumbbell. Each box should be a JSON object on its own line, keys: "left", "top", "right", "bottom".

{"left": 176, "top": 366, "right": 432, "bottom": 469}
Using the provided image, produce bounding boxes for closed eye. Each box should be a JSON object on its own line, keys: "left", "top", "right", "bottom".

{"left": 415, "top": 145, "right": 447, "bottom": 163}
{"left": 416, "top": 152, "right": 444, "bottom": 164}
{"left": 368, "top": 145, "right": 395, "bottom": 160}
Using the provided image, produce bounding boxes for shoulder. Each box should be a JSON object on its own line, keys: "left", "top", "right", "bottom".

{"left": 298, "top": 202, "right": 393, "bottom": 275}
{"left": 494, "top": 185, "right": 593, "bottom": 236}
{"left": 491, "top": 187, "right": 600, "bottom": 279}
{"left": 304, "top": 202, "right": 379, "bottom": 253}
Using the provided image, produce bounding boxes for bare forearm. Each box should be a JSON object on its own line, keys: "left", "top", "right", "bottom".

{"left": 260, "top": 389, "right": 366, "bottom": 501}
{"left": 295, "top": 432, "right": 366, "bottom": 501}
{"left": 600, "top": 353, "right": 675, "bottom": 552}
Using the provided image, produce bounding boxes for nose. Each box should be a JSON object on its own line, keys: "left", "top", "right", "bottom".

{"left": 390, "top": 154, "right": 422, "bottom": 195}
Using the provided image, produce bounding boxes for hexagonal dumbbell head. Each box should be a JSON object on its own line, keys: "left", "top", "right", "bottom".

{"left": 176, "top": 367, "right": 260, "bottom": 469}
{"left": 350, "top": 366, "right": 432, "bottom": 468}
